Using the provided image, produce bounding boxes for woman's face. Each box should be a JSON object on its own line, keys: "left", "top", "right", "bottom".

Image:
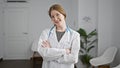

{"left": 50, "top": 10, "right": 65, "bottom": 27}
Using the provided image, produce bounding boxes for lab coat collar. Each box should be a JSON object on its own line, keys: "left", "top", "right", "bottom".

{"left": 50, "top": 26, "right": 71, "bottom": 43}
{"left": 50, "top": 26, "right": 70, "bottom": 33}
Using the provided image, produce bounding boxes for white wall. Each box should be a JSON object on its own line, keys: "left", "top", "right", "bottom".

{"left": 112, "top": 0, "right": 120, "bottom": 66}
{"left": 98, "top": 0, "right": 113, "bottom": 55}
{"left": 78, "top": 0, "right": 98, "bottom": 31}
{"left": 98, "top": 0, "right": 120, "bottom": 66}
{"left": 0, "top": 1, "right": 3, "bottom": 59}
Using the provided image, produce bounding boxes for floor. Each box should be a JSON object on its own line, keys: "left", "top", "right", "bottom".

{"left": 0, "top": 60, "right": 31, "bottom": 68}
{"left": 0, "top": 59, "right": 77, "bottom": 68}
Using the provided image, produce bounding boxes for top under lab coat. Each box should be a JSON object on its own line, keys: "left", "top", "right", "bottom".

{"left": 37, "top": 26, "right": 80, "bottom": 68}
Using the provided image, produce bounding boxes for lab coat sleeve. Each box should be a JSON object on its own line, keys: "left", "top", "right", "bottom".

{"left": 57, "top": 33, "right": 80, "bottom": 64}
{"left": 37, "top": 30, "right": 66, "bottom": 61}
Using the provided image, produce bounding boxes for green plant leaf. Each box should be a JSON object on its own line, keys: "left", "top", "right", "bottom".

{"left": 88, "top": 29, "right": 97, "bottom": 38}
{"left": 88, "top": 39, "right": 98, "bottom": 46}
{"left": 77, "top": 28, "right": 87, "bottom": 37}
{"left": 79, "top": 54, "right": 92, "bottom": 66}
{"left": 77, "top": 28, "right": 97, "bottom": 68}
{"left": 77, "top": 28, "right": 88, "bottom": 44}
{"left": 80, "top": 50, "right": 84, "bottom": 53}
{"left": 80, "top": 40, "right": 84, "bottom": 48}
{"left": 87, "top": 46, "right": 95, "bottom": 53}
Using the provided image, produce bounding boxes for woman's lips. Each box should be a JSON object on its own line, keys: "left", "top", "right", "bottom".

{"left": 54, "top": 21, "right": 59, "bottom": 23}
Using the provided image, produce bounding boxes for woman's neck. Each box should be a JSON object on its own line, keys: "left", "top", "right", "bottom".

{"left": 56, "top": 25, "right": 66, "bottom": 32}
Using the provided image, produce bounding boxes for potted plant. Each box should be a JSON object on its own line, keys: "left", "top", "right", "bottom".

{"left": 77, "top": 28, "right": 97, "bottom": 68}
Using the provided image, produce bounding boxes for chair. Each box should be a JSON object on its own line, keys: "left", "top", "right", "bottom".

{"left": 31, "top": 39, "right": 39, "bottom": 52}
{"left": 113, "top": 64, "right": 120, "bottom": 68}
{"left": 31, "top": 52, "right": 43, "bottom": 68}
{"left": 31, "top": 39, "right": 43, "bottom": 68}
{"left": 90, "top": 46, "right": 118, "bottom": 68}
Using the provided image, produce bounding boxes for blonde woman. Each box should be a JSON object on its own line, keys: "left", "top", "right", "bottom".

{"left": 37, "top": 4, "right": 80, "bottom": 68}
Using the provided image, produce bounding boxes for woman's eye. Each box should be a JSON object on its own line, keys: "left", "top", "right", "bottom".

{"left": 56, "top": 13, "right": 59, "bottom": 16}
{"left": 51, "top": 16, "right": 54, "bottom": 18}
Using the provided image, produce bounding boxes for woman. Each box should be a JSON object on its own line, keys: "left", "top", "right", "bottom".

{"left": 37, "top": 4, "right": 80, "bottom": 68}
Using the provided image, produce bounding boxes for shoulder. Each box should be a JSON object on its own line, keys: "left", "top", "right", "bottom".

{"left": 69, "top": 28, "right": 80, "bottom": 36}
{"left": 40, "top": 28, "right": 51, "bottom": 36}
{"left": 42, "top": 28, "right": 50, "bottom": 33}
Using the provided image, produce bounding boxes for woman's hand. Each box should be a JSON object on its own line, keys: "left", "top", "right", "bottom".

{"left": 66, "top": 48, "right": 71, "bottom": 55}
{"left": 42, "top": 40, "right": 51, "bottom": 48}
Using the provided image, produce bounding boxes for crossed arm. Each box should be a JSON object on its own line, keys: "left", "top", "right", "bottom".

{"left": 42, "top": 40, "right": 71, "bottom": 55}
{"left": 37, "top": 30, "right": 80, "bottom": 64}
{"left": 37, "top": 39, "right": 71, "bottom": 62}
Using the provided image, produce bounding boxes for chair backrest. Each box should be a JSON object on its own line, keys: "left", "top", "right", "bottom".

{"left": 102, "top": 46, "right": 117, "bottom": 62}
{"left": 113, "top": 64, "right": 120, "bottom": 68}
{"left": 31, "top": 39, "right": 39, "bottom": 52}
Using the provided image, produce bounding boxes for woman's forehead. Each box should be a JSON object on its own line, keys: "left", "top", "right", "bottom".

{"left": 51, "top": 10, "right": 61, "bottom": 15}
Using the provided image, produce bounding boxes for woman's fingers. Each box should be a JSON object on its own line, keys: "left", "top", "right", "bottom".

{"left": 66, "top": 48, "right": 71, "bottom": 54}
{"left": 42, "top": 41, "right": 47, "bottom": 47}
{"left": 42, "top": 40, "right": 51, "bottom": 48}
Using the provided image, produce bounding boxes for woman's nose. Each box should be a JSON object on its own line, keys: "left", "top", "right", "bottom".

{"left": 54, "top": 17, "right": 58, "bottom": 21}
{"left": 54, "top": 18, "right": 57, "bottom": 21}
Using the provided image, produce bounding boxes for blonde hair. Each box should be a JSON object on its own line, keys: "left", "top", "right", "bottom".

{"left": 48, "top": 4, "right": 66, "bottom": 18}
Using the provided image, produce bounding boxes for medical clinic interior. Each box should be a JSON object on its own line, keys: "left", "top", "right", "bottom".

{"left": 0, "top": 0, "right": 120, "bottom": 68}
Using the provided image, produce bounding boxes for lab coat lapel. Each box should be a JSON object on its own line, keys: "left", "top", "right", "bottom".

{"left": 50, "top": 27, "right": 58, "bottom": 43}
{"left": 50, "top": 26, "right": 70, "bottom": 43}
{"left": 59, "top": 30, "right": 70, "bottom": 44}
{"left": 48, "top": 27, "right": 60, "bottom": 48}
{"left": 49, "top": 26, "right": 70, "bottom": 48}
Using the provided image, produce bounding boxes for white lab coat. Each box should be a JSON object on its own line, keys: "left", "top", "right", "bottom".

{"left": 37, "top": 26, "right": 80, "bottom": 68}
